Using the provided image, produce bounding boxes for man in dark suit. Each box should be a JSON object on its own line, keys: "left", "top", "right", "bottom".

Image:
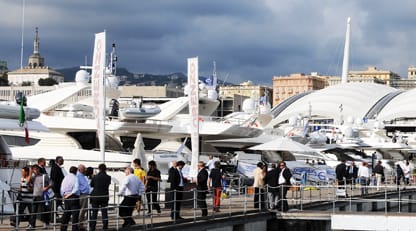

{"left": 89, "top": 164, "right": 111, "bottom": 231}
{"left": 195, "top": 161, "right": 208, "bottom": 217}
{"left": 346, "top": 161, "right": 358, "bottom": 187}
{"left": 276, "top": 161, "right": 292, "bottom": 212}
{"left": 265, "top": 163, "right": 279, "bottom": 209}
{"left": 51, "top": 156, "right": 65, "bottom": 214}
{"left": 336, "top": 159, "right": 348, "bottom": 187}
{"left": 168, "top": 160, "right": 186, "bottom": 220}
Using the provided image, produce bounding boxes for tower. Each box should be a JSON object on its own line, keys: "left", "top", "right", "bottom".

{"left": 28, "top": 27, "right": 45, "bottom": 68}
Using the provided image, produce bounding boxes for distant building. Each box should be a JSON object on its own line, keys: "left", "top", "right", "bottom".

{"left": 388, "top": 66, "right": 416, "bottom": 90}
{"left": 348, "top": 66, "right": 400, "bottom": 87}
{"left": 7, "top": 28, "right": 64, "bottom": 86}
{"left": 272, "top": 73, "right": 326, "bottom": 106}
{"left": 217, "top": 81, "right": 272, "bottom": 116}
{"left": 119, "top": 85, "right": 184, "bottom": 98}
{"left": 327, "top": 75, "right": 385, "bottom": 86}
{"left": 219, "top": 81, "right": 272, "bottom": 103}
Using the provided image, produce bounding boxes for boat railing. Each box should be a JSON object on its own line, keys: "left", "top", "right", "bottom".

{"left": 3, "top": 177, "right": 416, "bottom": 229}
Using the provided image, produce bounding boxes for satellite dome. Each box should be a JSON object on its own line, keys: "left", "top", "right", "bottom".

{"left": 207, "top": 89, "right": 218, "bottom": 100}
{"left": 75, "top": 70, "right": 90, "bottom": 84}
{"left": 242, "top": 98, "right": 255, "bottom": 113}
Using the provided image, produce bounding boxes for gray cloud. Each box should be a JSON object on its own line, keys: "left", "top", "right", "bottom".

{"left": 1, "top": 0, "right": 416, "bottom": 85}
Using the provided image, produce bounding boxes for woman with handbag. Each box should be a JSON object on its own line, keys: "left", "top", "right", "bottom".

{"left": 28, "top": 165, "right": 51, "bottom": 229}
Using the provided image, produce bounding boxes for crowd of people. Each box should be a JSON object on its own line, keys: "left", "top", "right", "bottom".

{"left": 335, "top": 159, "right": 413, "bottom": 197}
{"left": 253, "top": 161, "right": 293, "bottom": 212}
{"left": 11, "top": 155, "right": 297, "bottom": 230}
{"left": 11, "top": 156, "right": 153, "bottom": 230}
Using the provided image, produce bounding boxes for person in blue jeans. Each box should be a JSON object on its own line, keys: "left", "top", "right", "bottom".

{"left": 358, "top": 162, "right": 370, "bottom": 196}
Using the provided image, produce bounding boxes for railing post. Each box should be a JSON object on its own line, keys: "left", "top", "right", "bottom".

{"left": 87, "top": 196, "right": 90, "bottom": 231}
{"left": 142, "top": 193, "right": 146, "bottom": 230}
{"left": 244, "top": 186, "right": 247, "bottom": 215}
{"left": 300, "top": 184, "right": 303, "bottom": 211}
{"left": 116, "top": 194, "right": 119, "bottom": 230}
{"left": 265, "top": 185, "right": 269, "bottom": 210}
{"left": 1, "top": 189, "right": 4, "bottom": 224}
{"left": 173, "top": 189, "right": 177, "bottom": 223}
{"left": 193, "top": 188, "right": 197, "bottom": 222}
{"left": 53, "top": 198, "right": 57, "bottom": 231}
{"left": 398, "top": 186, "right": 401, "bottom": 213}
{"left": 150, "top": 191, "right": 154, "bottom": 227}
{"left": 228, "top": 188, "right": 231, "bottom": 217}
{"left": 15, "top": 199, "right": 19, "bottom": 230}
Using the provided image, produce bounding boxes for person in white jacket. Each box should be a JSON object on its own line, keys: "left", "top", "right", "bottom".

{"left": 357, "top": 162, "right": 370, "bottom": 196}
{"left": 403, "top": 160, "right": 411, "bottom": 187}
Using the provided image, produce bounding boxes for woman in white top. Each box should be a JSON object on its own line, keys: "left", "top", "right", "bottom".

{"left": 253, "top": 162, "right": 266, "bottom": 210}
{"left": 358, "top": 162, "right": 370, "bottom": 196}
{"left": 403, "top": 160, "right": 411, "bottom": 186}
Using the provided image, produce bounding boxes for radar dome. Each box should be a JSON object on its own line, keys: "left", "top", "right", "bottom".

{"left": 207, "top": 89, "right": 218, "bottom": 100}
{"left": 242, "top": 98, "right": 256, "bottom": 113}
{"left": 75, "top": 70, "right": 90, "bottom": 84}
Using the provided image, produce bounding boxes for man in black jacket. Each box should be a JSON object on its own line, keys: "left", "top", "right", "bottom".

{"left": 195, "top": 161, "right": 208, "bottom": 216}
{"left": 265, "top": 163, "right": 279, "bottom": 209}
{"left": 277, "top": 161, "right": 292, "bottom": 211}
{"left": 168, "top": 160, "right": 186, "bottom": 220}
{"left": 346, "top": 161, "right": 359, "bottom": 189}
{"left": 373, "top": 160, "right": 384, "bottom": 191}
{"left": 89, "top": 164, "right": 111, "bottom": 231}
{"left": 50, "top": 156, "right": 65, "bottom": 209}
{"left": 335, "top": 159, "right": 347, "bottom": 187}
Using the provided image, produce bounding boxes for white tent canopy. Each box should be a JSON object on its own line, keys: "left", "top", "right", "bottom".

{"left": 249, "top": 137, "right": 316, "bottom": 153}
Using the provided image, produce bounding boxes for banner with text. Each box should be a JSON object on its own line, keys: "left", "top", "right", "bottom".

{"left": 188, "top": 57, "right": 199, "bottom": 178}
{"left": 91, "top": 31, "right": 106, "bottom": 162}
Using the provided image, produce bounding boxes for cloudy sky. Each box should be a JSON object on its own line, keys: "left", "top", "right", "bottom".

{"left": 1, "top": 0, "right": 416, "bottom": 85}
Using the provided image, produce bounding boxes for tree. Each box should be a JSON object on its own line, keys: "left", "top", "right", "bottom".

{"left": 38, "top": 77, "right": 58, "bottom": 86}
{"left": 0, "top": 72, "right": 8, "bottom": 86}
{"left": 21, "top": 81, "right": 32, "bottom": 86}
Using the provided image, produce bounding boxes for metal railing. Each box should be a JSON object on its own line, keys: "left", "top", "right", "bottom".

{"left": 2, "top": 179, "right": 416, "bottom": 230}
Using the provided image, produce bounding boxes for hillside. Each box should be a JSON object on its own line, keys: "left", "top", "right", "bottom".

{"left": 57, "top": 67, "right": 230, "bottom": 87}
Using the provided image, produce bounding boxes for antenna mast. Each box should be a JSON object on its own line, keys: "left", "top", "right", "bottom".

{"left": 20, "top": 0, "right": 26, "bottom": 69}
{"left": 341, "top": 17, "right": 351, "bottom": 84}
{"left": 109, "top": 43, "right": 117, "bottom": 75}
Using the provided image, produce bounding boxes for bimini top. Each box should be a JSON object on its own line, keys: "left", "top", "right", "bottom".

{"left": 376, "top": 87, "right": 416, "bottom": 122}
{"left": 268, "top": 83, "right": 397, "bottom": 127}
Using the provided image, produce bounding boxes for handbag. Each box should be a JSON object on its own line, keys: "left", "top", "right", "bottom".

{"left": 42, "top": 175, "right": 54, "bottom": 206}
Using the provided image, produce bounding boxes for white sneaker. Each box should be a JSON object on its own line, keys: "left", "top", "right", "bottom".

{"left": 43, "top": 224, "right": 50, "bottom": 229}
{"left": 26, "top": 224, "right": 35, "bottom": 230}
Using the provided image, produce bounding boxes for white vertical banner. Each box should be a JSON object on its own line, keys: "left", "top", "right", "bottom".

{"left": 188, "top": 57, "right": 199, "bottom": 178}
{"left": 91, "top": 31, "right": 106, "bottom": 162}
